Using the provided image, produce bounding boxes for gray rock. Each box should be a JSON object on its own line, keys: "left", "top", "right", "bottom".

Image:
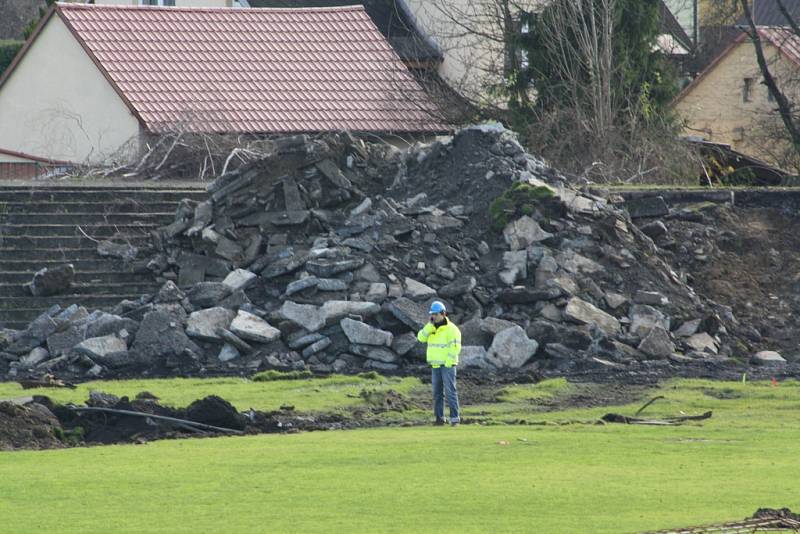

{"left": 629, "top": 304, "right": 670, "bottom": 339}
{"left": 28, "top": 264, "right": 74, "bottom": 296}
{"left": 132, "top": 311, "right": 199, "bottom": 360}
{"left": 187, "top": 282, "right": 232, "bottom": 309}
{"left": 556, "top": 250, "right": 604, "bottom": 275}
{"left": 222, "top": 269, "right": 257, "bottom": 292}
{"left": 604, "top": 292, "right": 628, "bottom": 310}
{"left": 287, "top": 332, "right": 326, "bottom": 349}
{"left": 634, "top": 290, "right": 669, "bottom": 306}
{"left": 85, "top": 313, "right": 139, "bottom": 339}
{"left": 459, "top": 346, "right": 490, "bottom": 368}
{"left": 685, "top": 332, "right": 718, "bottom": 354}
{"left": 340, "top": 318, "right": 393, "bottom": 347}
{"left": 674, "top": 319, "right": 702, "bottom": 337}
{"left": 302, "top": 337, "right": 332, "bottom": 357}
{"left": 47, "top": 326, "right": 86, "bottom": 357}
{"left": 316, "top": 278, "right": 349, "bottom": 292}
{"left": 229, "top": 311, "right": 281, "bottom": 343}
{"left": 564, "top": 297, "right": 621, "bottom": 336}
{"left": 279, "top": 301, "right": 326, "bottom": 332}
{"left": 480, "top": 317, "right": 517, "bottom": 336}
{"left": 404, "top": 277, "right": 437, "bottom": 300}
{"left": 19, "top": 347, "right": 50, "bottom": 368}
{"left": 539, "top": 303, "right": 562, "bottom": 321}
{"left": 503, "top": 216, "right": 553, "bottom": 250}
{"left": 499, "top": 250, "right": 528, "bottom": 285}
{"left": 637, "top": 327, "right": 674, "bottom": 358}
{"left": 186, "top": 307, "right": 236, "bottom": 341}
{"left": 74, "top": 335, "right": 127, "bottom": 361}
{"left": 306, "top": 258, "right": 365, "bottom": 278}
{"left": 218, "top": 344, "right": 241, "bottom": 362}
{"left": 391, "top": 332, "right": 418, "bottom": 356}
{"left": 365, "top": 283, "right": 388, "bottom": 302}
{"left": 321, "top": 301, "right": 381, "bottom": 324}
{"left": 626, "top": 196, "right": 668, "bottom": 219}
{"left": 438, "top": 277, "right": 476, "bottom": 298}
{"left": 752, "top": 350, "right": 786, "bottom": 366}
{"left": 639, "top": 220, "right": 668, "bottom": 240}
{"left": 497, "top": 287, "right": 561, "bottom": 304}
{"left": 7, "top": 313, "right": 58, "bottom": 355}
{"left": 156, "top": 281, "right": 184, "bottom": 303}
{"left": 349, "top": 344, "right": 399, "bottom": 363}
{"left": 285, "top": 277, "right": 320, "bottom": 296}
{"left": 486, "top": 326, "right": 538, "bottom": 368}
{"left": 97, "top": 241, "right": 138, "bottom": 262}
{"left": 388, "top": 298, "right": 429, "bottom": 330}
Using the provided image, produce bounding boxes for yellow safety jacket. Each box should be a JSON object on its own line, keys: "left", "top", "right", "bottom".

{"left": 417, "top": 318, "right": 462, "bottom": 367}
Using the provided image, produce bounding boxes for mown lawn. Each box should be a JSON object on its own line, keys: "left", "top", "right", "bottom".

{"left": 1, "top": 377, "right": 799, "bottom": 533}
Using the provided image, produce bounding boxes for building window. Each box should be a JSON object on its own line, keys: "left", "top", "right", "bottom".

{"left": 743, "top": 77, "right": 753, "bottom": 103}
{"left": 140, "top": 0, "right": 176, "bottom": 5}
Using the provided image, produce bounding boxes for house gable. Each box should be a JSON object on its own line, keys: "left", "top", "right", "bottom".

{"left": 0, "top": 10, "right": 141, "bottom": 164}
{"left": 674, "top": 37, "right": 793, "bottom": 160}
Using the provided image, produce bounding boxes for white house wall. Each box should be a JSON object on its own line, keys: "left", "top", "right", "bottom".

{"left": 0, "top": 14, "right": 141, "bottom": 164}
{"left": 404, "top": 0, "right": 545, "bottom": 106}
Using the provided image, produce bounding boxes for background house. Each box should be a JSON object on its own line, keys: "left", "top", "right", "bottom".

{"left": 0, "top": 3, "right": 447, "bottom": 170}
{"left": 673, "top": 27, "right": 800, "bottom": 164}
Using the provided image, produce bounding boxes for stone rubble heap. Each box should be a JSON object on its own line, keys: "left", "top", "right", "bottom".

{"left": 0, "top": 125, "right": 780, "bottom": 381}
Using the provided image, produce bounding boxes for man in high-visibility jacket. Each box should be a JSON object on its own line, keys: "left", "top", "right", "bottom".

{"left": 417, "top": 301, "right": 462, "bottom": 426}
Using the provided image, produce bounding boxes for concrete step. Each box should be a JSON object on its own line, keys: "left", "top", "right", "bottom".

{"left": 0, "top": 270, "right": 153, "bottom": 284}
{"left": 0, "top": 258, "right": 147, "bottom": 271}
{"left": 0, "top": 188, "right": 206, "bottom": 203}
{"left": 0, "top": 224, "right": 158, "bottom": 237}
{"left": 0, "top": 248, "right": 107, "bottom": 260}
{"left": 0, "top": 201, "right": 186, "bottom": 214}
{"left": 0, "top": 235, "right": 153, "bottom": 249}
{"left": 2, "top": 212, "right": 174, "bottom": 225}
{"left": 0, "top": 283, "right": 158, "bottom": 298}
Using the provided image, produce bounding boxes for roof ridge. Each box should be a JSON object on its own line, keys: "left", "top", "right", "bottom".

{"left": 55, "top": 2, "right": 367, "bottom": 13}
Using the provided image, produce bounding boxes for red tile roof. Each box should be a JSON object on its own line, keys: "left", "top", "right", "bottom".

{"left": 53, "top": 3, "right": 448, "bottom": 134}
{"left": 758, "top": 26, "right": 800, "bottom": 66}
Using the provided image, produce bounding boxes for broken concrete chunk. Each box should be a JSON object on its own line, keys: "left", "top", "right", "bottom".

{"left": 387, "top": 297, "right": 428, "bottom": 331}
{"left": 438, "top": 277, "right": 476, "bottom": 298}
{"left": 306, "top": 258, "right": 365, "bottom": 278}
{"left": 629, "top": 304, "right": 670, "bottom": 339}
{"left": 685, "top": 332, "right": 718, "bottom": 354}
{"left": 404, "top": 277, "right": 437, "bottom": 300}
{"left": 97, "top": 241, "right": 138, "bottom": 262}
{"left": 222, "top": 269, "right": 257, "bottom": 292}
{"left": 503, "top": 216, "right": 553, "bottom": 250}
{"left": 486, "top": 326, "right": 538, "bottom": 368}
{"left": 279, "top": 301, "right": 326, "bottom": 332}
{"left": 218, "top": 343, "right": 241, "bottom": 362}
{"left": 626, "top": 196, "right": 668, "bottom": 219}
{"left": 563, "top": 297, "right": 621, "bottom": 336}
{"left": 499, "top": 250, "right": 528, "bottom": 286}
{"left": 28, "top": 264, "right": 74, "bottom": 297}
{"left": 637, "top": 326, "right": 674, "bottom": 358}
{"left": 751, "top": 350, "right": 786, "bottom": 366}
{"left": 186, "top": 307, "right": 236, "bottom": 342}
{"left": 633, "top": 290, "right": 668, "bottom": 306}
{"left": 74, "top": 335, "right": 127, "bottom": 361}
{"left": 229, "top": 311, "right": 281, "bottom": 344}
{"left": 349, "top": 344, "right": 399, "bottom": 363}
{"left": 340, "top": 318, "right": 393, "bottom": 347}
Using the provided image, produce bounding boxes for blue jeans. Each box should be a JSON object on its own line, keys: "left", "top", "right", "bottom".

{"left": 432, "top": 366, "right": 459, "bottom": 423}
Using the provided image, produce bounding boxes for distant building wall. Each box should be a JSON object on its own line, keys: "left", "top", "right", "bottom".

{"left": 674, "top": 39, "right": 796, "bottom": 162}
{"left": 0, "top": 14, "right": 141, "bottom": 164}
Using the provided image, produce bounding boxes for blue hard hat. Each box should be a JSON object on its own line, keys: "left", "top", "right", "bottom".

{"left": 429, "top": 301, "right": 446, "bottom": 314}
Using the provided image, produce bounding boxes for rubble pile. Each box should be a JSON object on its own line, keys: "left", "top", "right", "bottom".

{"left": 0, "top": 125, "right": 782, "bottom": 381}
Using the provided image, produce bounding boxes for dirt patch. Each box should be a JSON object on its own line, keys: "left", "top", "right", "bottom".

{"left": 0, "top": 400, "right": 65, "bottom": 450}
{"left": 664, "top": 204, "right": 800, "bottom": 359}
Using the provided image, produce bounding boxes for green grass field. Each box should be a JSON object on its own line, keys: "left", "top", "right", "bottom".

{"left": 1, "top": 377, "right": 799, "bottom": 533}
